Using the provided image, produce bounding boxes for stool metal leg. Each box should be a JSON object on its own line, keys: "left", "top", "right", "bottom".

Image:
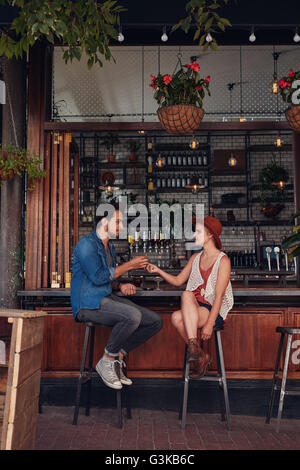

{"left": 266, "top": 332, "right": 285, "bottom": 424}
{"left": 181, "top": 356, "right": 190, "bottom": 430}
{"left": 276, "top": 333, "right": 293, "bottom": 433}
{"left": 179, "top": 344, "right": 188, "bottom": 420}
{"left": 216, "top": 330, "right": 231, "bottom": 431}
{"left": 115, "top": 361, "right": 123, "bottom": 428}
{"left": 85, "top": 326, "right": 95, "bottom": 417}
{"left": 215, "top": 330, "right": 226, "bottom": 422}
{"left": 73, "top": 325, "right": 91, "bottom": 425}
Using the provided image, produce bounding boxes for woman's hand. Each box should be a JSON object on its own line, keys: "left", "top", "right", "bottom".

{"left": 201, "top": 321, "right": 214, "bottom": 341}
{"left": 146, "top": 263, "right": 161, "bottom": 274}
{"left": 120, "top": 283, "right": 137, "bottom": 296}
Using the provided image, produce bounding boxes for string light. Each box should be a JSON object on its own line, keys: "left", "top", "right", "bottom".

{"left": 249, "top": 26, "right": 256, "bottom": 43}
{"left": 206, "top": 32, "right": 213, "bottom": 43}
{"left": 161, "top": 26, "right": 168, "bottom": 42}
{"left": 294, "top": 28, "right": 300, "bottom": 43}
{"left": 118, "top": 26, "right": 124, "bottom": 42}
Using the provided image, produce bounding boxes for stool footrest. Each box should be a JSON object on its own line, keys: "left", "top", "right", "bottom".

{"left": 187, "top": 375, "right": 222, "bottom": 382}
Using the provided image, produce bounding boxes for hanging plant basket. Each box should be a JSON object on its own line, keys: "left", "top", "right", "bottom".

{"left": 285, "top": 105, "right": 300, "bottom": 133}
{"left": 157, "top": 105, "right": 205, "bottom": 135}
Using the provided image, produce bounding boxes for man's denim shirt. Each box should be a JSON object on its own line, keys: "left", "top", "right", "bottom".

{"left": 71, "top": 230, "right": 116, "bottom": 319}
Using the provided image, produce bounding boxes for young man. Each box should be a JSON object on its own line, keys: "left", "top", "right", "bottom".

{"left": 71, "top": 204, "right": 162, "bottom": 389}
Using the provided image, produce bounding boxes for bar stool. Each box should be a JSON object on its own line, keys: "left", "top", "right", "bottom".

{"left": 266, "top": 326, "right": 300, "bottom": 433}
{"left": 180, "top": 324, "right": 231, "bottom": 430}
{"left": 72, "top": 322, "right": 132, "bottom": 428}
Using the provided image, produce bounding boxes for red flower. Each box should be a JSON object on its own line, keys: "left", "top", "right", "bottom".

{"left": 205, "top": 76, "right": 211, "bottom": 83}
{"left": 190, "top": 61, "right": 200, "bottom": 72}
{"left": 278, "top": 78, "right": 286, "bottom": 89}
{"left": 185, "top": 64, "right": 191, "bottom": 69}
{"left": 163, "top": 74, "right": 172, "bottom": 85}
{"left": 195, "top": 85, "right": 203, "bottom": 92}
{"left": 289, "top": 68, "right": 296, "bottom": 78}
{"left": 150, "top": 74, "right": 158, "bottom": 90}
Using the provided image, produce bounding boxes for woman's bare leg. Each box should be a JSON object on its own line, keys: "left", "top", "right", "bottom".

{"left": 180, "top": 291, "right": 209, "bottom": 340}
{"left": 171, "top": 310, "right": 188, "bottom": 342}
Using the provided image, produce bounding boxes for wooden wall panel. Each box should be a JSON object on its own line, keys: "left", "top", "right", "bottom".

{"left": 42, "top": 132, "right": 51, "bottom": 287}
{"left": 57, "top": 137, "right": 64, "bottom": 283}
{"left": 219, "top": 310, "right": 285, "bottom": 371}
{"left": 49, "top": 137, "right": 58, "bottom": 278}
{"left": 38, "top": 307, "right": 298, "bottom": 379}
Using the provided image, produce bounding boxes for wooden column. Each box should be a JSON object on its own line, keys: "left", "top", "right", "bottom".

{"left": 25, "top": 43, "right": 51, "bottom": 290}
{"left": 292, "top": 131, "right": 300, "bottom": 287}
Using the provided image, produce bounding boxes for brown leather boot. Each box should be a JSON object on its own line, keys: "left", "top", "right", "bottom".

{"left": 190, "top": 353, "right": 212, "bottom": 378}
{"left": 187, "top": 338, "right": 202, "bottom": 362}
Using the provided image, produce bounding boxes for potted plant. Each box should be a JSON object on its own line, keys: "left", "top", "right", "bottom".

{"left": 150, "top": 61, "right": 211, "bottom": 134}
{"left": 258, "top": 158, "right": 289, "bottom": 220}
{"left": 125, "top": 140, "right": 141, "bottom": 162}
{"left": 0, "top": 144, "right": 46, "bottom": 190}
{"left": 101, "top": 133, "right": 120, "bottom": 162}
{"left": 282, "top": 209, "right": 300, "bottom": 259}
{"left": 278, "top": 69, "right": 300, "bottom": 133}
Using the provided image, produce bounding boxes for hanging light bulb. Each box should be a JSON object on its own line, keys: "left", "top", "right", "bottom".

{"left": 272, "top": 80, "right": 278, "bottom": 94}
{"left": 294, "top": 28, "right": 300, "bottom": 43}
{"left": 206, "top": 32, "right": 213, "bottom": 43}
{"left": 189, "top": 135, "right": 199, "bottom": 150}
{"left": 156, "top": 153, "right": 165, "bottom": 168}
{"left": 228, "top": 153, "right": 237, "bottom": 167}
{"left": 249, "top": 27, "right": 256, "bottom": 43}
{"left": 275, "top": 133, "right": 283, "bottom": 147}
{"left": 161, "top": 26, "right": 168, "bottom": 42}
{"left": 186, "top": 176, "right": 202, "bottom": 194}
{"left": 239, "top": 117, "right": 246, "bottom": 122}
{"left": 118, "top": 26, "right": 124, "bottom": 42}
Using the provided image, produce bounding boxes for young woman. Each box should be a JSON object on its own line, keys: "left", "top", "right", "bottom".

{"left": 146, "top": 216, "right": 234, "bottom": 377}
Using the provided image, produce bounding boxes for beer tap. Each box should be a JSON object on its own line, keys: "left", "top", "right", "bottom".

{"left": 274, "top": 246, "right": 280, "bottom": 271}
{"left": 282, "top": 249, "right": 289, "bottom": 271}
{"left": 266, "top": 247, "right": 272, "bottom": 272}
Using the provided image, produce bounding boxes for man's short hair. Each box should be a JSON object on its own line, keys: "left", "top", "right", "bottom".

{"left": 94, "top": 202, "right": 120, "bottom": 227}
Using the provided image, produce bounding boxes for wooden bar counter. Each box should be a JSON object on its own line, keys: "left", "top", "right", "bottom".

{"left": 17, "top": 285, "right": 300, "bottom": 381}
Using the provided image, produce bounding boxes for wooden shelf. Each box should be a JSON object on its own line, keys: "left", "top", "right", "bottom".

{"left": 154, "top": 165, "right": 210, "bottom": 172}
{"left": 211, "top": 169, "right": 246, "bottom": 176}
{"left": 213, "top": 203, "right": 248, "bottom": 209}
{"left": 149, "top": 188, "right": 209, "bottom": 193}
{"left": 211, "top": 181, "right": 247, "bottom": 188}
{"left": 98, "top": 162, "right": 146, "bottom": 169}
{"left": 249, "top": 144, "right": 292, "bottom": 152}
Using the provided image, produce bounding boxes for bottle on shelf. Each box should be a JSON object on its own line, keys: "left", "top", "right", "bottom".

{"left": 198, "top": 154, "right": 203, "bottom": 166}
{"left": 87, "top": 209, "right": 93, "bottom": 223}
{"left": 147, "top": 156, "right": 153, "bottom": 174}
{"left": 82, "top": 209, "right": 88, "bottom": 223}
{"left": 171, "top": 174, "right": 176, "bottom": 188}
{"left": 203, "top": 152, "right": 208, "bottom": 166}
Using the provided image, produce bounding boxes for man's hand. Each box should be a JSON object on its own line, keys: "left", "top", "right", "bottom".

{"left": 120, "top": 283, "right": 137, "bottom": 296}
{"left": 128, "top": 256, "right": 148, "bottom": 270}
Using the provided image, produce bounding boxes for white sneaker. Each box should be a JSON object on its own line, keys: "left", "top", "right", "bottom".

{"left": 96, "top": 356, "right": 122, "bottom": 390}
{"left": 119, "top": 360, "right": 133, "bottom": 386}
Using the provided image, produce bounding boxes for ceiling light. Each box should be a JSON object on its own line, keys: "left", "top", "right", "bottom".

{"left": 206, "top": 33, "right": 213, "bottom": 43}
{"left": 118, "top": 26, "right": 124, "bottom": 42}
{"left": 294, "top": 28, "right": 300, "bottom": 43}
{"left": 161, "top": 26, "right": 168, "bottom": 42}
{"left": 249, "top": 27, "right": 256, "bottom": 43}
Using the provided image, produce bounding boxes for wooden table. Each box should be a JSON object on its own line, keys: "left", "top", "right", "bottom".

{"left": 0, "top": 309, "right": 47, "bottom": 450}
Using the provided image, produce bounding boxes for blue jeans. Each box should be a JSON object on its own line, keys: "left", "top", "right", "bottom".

{"left": 197, "top": 301, "right": 224, "bottom": 326}
{"left": 76, "top": 293, "right": 162, "bottom": 357}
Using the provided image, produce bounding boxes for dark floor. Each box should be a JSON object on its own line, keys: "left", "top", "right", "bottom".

{"left": 35, "top": 406, "right": 300, "bottom": 450}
